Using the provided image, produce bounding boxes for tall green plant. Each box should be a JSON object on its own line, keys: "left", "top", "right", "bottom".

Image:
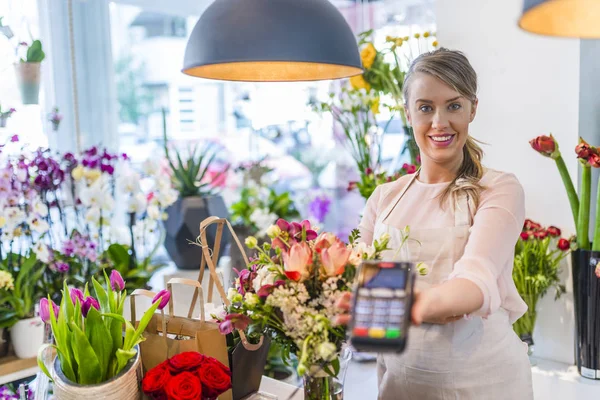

{"left": 20, "top": 40, "right": 45, "bottom": 63}
{"left": 0, "top": 254, "right": 45, "bottom": 327}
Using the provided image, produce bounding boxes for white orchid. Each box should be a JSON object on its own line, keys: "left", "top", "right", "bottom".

{"left": 33, "top": 242, "right": 52, "bottom": 263}
{"left": 249, "top": 208, "right": 277, "bottom": 235}
{"left": 27, "top": 215, "right": 50, "bottom": 234}
{"left": 32, "top": 199, "right": 49, "bottom": 217}
{"left": 127, "top": 193, "right": 147, "bottom": 214}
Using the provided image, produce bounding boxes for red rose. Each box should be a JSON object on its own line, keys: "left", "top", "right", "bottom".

{"left": 168, "top": 352, "right": 206, "bottom": 373}
{"left": 142, "top": 362, "right": 171, "bottom": 397}
{"left": 546, "top": 226, "right": 561, "bottom": 237}
{"left": 165, "top": 371, "right": 202, "bottom": 400}
{"left": 557, "top": 238, "right": 570, "bottom": 251}
{"left": 519, "top": 232, "right": 530, "bottom": 241}
{"left": 197, "top": 358, "right": 232, "bottom": 398}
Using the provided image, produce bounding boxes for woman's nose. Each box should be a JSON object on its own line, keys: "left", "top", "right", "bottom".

{"left": 432, "top": 111, "right": 449, "bottom": 130}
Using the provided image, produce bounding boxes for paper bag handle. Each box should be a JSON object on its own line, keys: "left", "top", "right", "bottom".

{"left": 195, "top": 217, "right": 264, "bottom": 351}
{"left": 167, "top": 278, "right": 206, "bottom": 322}
{"left": 130, "top": 289, "right": 168, "bottom": 340}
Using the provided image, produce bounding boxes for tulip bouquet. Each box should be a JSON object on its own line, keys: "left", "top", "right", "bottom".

{"left": 37, "top": 270, "right": 171, "bottom": 384}
{"left": 347, "top": 162, "right": 418, "bottom": 200}
{"left": 217, "top": 219, "right": 391, "bottom": 391}
{"left": 529, "top": 135, "right": 600, "bottom": 250}
{"left": 141, "top": 352, "right": 231, "bottom": 400}
{"left": 513, "top": 219, "right": 571, "bottom": 341}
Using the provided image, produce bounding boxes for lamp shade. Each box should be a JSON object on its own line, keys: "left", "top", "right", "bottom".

{"left": 182, "top": 0, "right": 363, "bottom": 82}
{"left": 518, "top": 0, "right": 600, "bottom": 38}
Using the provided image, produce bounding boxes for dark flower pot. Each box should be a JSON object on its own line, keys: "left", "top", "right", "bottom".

{"left": 164, "top": 195, "right": 230, "bottom": 270}
{"left": 571, "top": 249, "right": 600, "bottom": 379}
{"left": 228, "top": 336, "right": 271, "bottom": 400}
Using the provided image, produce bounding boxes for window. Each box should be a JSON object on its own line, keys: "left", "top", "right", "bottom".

{"left": 0, "top": 0, "right": 49, "bottom": 152}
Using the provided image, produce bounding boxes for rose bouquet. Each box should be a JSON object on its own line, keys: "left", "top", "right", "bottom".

{"left": 218, "top": 218, "right": 391, "bottom": 399}
{"left": 37, "top": 270, "right": 171, "bottom": 384}
{"left": 512, "top": 219, "right": 571, "bottom": 344}
{"left": 142, "top": 352, "right": 232, "bottom": 400}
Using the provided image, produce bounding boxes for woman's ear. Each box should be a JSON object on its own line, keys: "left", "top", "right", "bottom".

{"left": 405, "top": 104, "right": 412, "bottom": 126}
{"left": 470, "top": 98, "right": 478, "bottom": 122}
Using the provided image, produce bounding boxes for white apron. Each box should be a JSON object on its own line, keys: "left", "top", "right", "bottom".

{"left": 373, "top": 172, "right": 533, "bottom": 400}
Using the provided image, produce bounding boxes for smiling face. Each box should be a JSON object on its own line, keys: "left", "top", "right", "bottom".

{"left": 406, "top": 72, "right": 477, "bottom": 168}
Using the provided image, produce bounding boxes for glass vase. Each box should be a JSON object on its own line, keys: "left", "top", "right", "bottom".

{"left": 302, "top": 346, "right": 352, "bottom": 400}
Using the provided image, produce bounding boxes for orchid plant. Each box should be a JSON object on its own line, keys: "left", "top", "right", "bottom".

{"left": 37, "top": 270, "right": 170, "bottom": 384}
{"left": 0, "top": 139, "right": 179, "bottom": 305}
{"left": 529, "top": 135, "right": 600, "bottom": 250}
{"left": 218, "top": 218, "right": 391, "bottom": 381}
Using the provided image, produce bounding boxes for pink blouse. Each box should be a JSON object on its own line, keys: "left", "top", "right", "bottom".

{"left": 358, "top": 169, "right": 528, "bottom": 323}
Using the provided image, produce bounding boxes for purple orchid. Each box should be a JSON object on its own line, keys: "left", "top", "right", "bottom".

{"left": 276, "top": 218, "right": 318, "bottom": 243}
{"left": 308, "top": 194, "right": 331, "bottom": 223}
{"left": 218, "top": 313, "right": 252, "bottom": 335}
{"left": 234, "top": 265, "right": 258, "bottom": 295}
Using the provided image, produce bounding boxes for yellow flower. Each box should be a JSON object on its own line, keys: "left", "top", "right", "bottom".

{"left": 432, "top": 40, "right": 439, "bottom": 47}
{"left": 360, "top": 43, "right": 377, "bottom": 69}
{"left": 404, "top": 36, "right": 409, "bottom": 41}
{"left": 414, "top": 33, "right": 421, "bottom": 39}
{"left": 0, "top": 216, "right": 5, "bottom": 229}
{"left": 385, "top": 35, "right": 393, "bottom": 42}
{"left": 71, "top": 165, "right": 84, "bottom": 181}
{"left": 423, "top": 31, "right": 430, "bottom": 38}
{"left": 83, "top": 168, "right": 102, "bottom": 183}
{"left": 371, "top": 97, "right": 380, "bottom": 115}
{"left": 349, "top": 74, "right": 371, "bottom": 91}
{"left": 395, "top": 38, "right": 404, "bottom": 47}
{"left": 0, "top": 271, "right": 14, "bottom": 291}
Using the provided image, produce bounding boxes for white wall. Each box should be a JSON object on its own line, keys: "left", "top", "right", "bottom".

{"left": 436, "top": 0, "right": 581, "bottom": 364}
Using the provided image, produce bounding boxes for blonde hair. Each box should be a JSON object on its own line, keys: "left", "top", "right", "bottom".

{"left": 403, "top": 48, "right": 485, "bottom": 209}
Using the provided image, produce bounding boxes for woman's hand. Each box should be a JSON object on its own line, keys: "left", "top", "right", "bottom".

{"left": 334, "top": 288, "right": 464, "bottom": 327}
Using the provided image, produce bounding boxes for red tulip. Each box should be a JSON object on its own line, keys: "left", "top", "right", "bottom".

{"left": 557, "top": 238, "right": 570, "bottom": 251}
{"left": 546, "top": 226, "right": 561, "bottom": 237}
{"left": 523, "top": 219, "right": 541, "bottom": 231}
{"left": 347, "top": 181, "right": 357, "bottom": 191}
{"left": 519, "top": 232, "right": 530, "bottom": 241}
{"left": 575, "top": 137, "right": 595, "bottom": 160}
{"left": 534, "top": 230, "right": 548, "bottom": 240}
{"left": 529, "top": 135, "right": 558, "bottom": 158}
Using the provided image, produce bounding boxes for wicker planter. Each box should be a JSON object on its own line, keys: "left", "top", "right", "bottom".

{"left": 51, "top": 346, "right": 141, "bottom": 400}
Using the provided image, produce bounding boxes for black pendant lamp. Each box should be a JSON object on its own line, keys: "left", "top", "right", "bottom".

{"left": 182, "top": 0, "right": 363, "bottom": 82}
{"left": 519, "top": 0, "right": 600, "bottom": 38}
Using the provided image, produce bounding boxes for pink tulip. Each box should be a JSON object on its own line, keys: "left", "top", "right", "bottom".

{"left": 82, "top": 297, "right": 100, "bottom": 317}
{"left": 39, "top": 298, "right": 59, "bottom": 323}
{"left": 110, "top": 270, "right": 125, "bottom": 291}
{"left": 70, "top": 288, "right": 84, "bottom": 305}
{"left": 314, "top": 232, "right": 336, "bottom": 253}
{"left": 321, "top": 240, "right": 351, "bottom": 276}
{"left": 282, "top": 242, "right": 312, "bottom": 282}
{"left": 152, "top": 289, "right": 171, "bottom": 310}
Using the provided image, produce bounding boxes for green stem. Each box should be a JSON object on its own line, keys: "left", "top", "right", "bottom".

{"left": 554, "top": 155, "right": 579, "bottom": 230}
{"left": 578, "top": 165, "right": 591, "bottom": 249}
{"left": 593, "top": 176, "right": 600, "bottom": 251}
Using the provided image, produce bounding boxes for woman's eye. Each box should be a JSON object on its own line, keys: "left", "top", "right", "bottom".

{"left": 419, "top": 105, "right": 432, "bottom": 113}
{"left": 449, "top": 103, "right": 462, "bottom": 111}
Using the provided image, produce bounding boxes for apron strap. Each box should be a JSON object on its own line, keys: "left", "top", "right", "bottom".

{"left": 454, "top": 192, "right": 471, "bottom": 227}
{"left": 381, "top": 169, "right": 420, "bottom": 224}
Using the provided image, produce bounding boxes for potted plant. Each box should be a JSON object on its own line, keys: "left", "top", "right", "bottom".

{"left": 15, "top": 40, "right": 45, "bottom": 105}
{"left": 0, "top": 105, "right": 16, "bottom": 128}
{"left": 512, "top": 219, "right": 571, "bottom": 363}
{"left": 37, "top": 270, "right": 170, "bottom": 399}
{"left": 529, "top": 134, "right": 600, "bottom": 379}
{"left": 0, "top": 255, "right": 46, "bottom": 359}
{"left": 48, "top": 106, "right": 62, "bottom": 131}
{"left": 162, "top": 118, "right": 230, "bottom": 270}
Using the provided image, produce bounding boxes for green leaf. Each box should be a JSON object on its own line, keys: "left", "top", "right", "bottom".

{"left": 115, "top": 348, "right": 137, "bottom": 377}
{"left": 107, "top": 244, "right": 130, "bottom": 269}
{"left": 37, "top": 343, "right": 56, "bottom": 381}
{"left": 84, "top": 307, "right": 112, "bottom": 381}
{"left": 128, "top": 299, "right": 160, "bottom": 350}
{"left": 69, "top": 321, "right": 102, "bottom": 384}
{"left": 92, "top": 277, "right": 110, "bottom": 314}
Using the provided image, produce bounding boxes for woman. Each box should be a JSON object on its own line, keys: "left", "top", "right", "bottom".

{"left": 336, "top": 48, "right": 533, "bottom": 399}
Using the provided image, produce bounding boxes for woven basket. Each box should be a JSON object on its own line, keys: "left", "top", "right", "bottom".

{"left": 51, "top": 346, "right": 142, "bottom": 400}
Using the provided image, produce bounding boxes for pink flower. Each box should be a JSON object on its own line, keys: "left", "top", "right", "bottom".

{"left": 218, "top": 313, "right": 251, "bottom": 334}
{"left": 152, "top": 289, "right": 171, "bottom": 310}
{"left": 39, "top": 298, "right": 59, "bottom": 323}
{"left": 10, "top": 135, "right": 18, "bottom": 143}
{"left": 282, "top": 242, "right": 312, "bottom": 281}
{"left": 82, "top": 297, "right": 100, "bottom": 317}
{"left": 321, "top": 240, "right": 351, "bottom": 276}
{"left": 530, "top": 135, "right": 558, "bottom": 158}
{"left": 110, "top": 270, "right": 125, "bottom": 291}
{"left": 70, "top": 288, "right": 84, "bottom": 305}
{"left": 314, "top": 232, "right": 336, "bottom": 253}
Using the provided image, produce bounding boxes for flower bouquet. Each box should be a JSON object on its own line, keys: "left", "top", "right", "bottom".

{"left": 47, "top": 107, "right": 62, "bottom": 131}
{"left": 37, "top": 270, "right": 170, "bottom": 398}
{"left": 347, "top": 162, "right": 418, "bottom": 200}
{"left": 512, "top": 219, "right": 571, "bottom": 351}
{"left": 142, "top": 351, "right": 232, "bottom": 400}
{"left": 219, "top": 218, "right": 391, "bottom": 399}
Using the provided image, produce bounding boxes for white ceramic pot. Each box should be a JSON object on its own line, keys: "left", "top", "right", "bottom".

{"left": 10, "top": 317, "right": 44, "bottom": 358}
